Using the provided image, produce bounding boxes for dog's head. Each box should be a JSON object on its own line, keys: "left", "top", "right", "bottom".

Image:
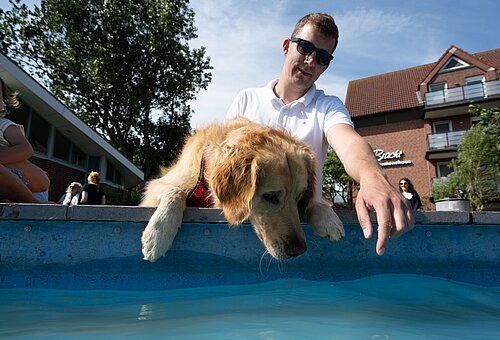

{"left": 209, "top": 125, "right": 316, "bottom": 260}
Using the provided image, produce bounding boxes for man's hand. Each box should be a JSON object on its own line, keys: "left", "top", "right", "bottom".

{"left": 355, "top": 171, "right": 414, "bottom": 255}
{"left": 327, "top": 124, "right": 415, "bottom": 255}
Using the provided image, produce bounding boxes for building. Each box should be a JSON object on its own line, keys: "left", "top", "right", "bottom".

{"left": 345, "top": 45, "right": 500, "bottom": 209}
{"left": 0, "top": 52, "right": 144, "bottom": 202}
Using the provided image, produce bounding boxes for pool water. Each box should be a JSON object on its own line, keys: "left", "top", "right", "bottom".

{"left": 1, "top": 274, "right": 499, "bottom": 339}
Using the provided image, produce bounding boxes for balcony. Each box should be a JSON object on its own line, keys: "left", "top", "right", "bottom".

{"left": 426, "top": 130, "right": 467, "bottom": 160}
{"left": 425, "top": 80, "right": 500, "bottom": 107}
{"left": 428, "top": 130, "right": 467, "bottom": 149}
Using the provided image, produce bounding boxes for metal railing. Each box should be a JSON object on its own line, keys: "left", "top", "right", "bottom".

{"left": 425, "top": 80, "right": 500, "bottom": 107}
{"left": 427, "top": 130, "right": 467, "bottom": 150}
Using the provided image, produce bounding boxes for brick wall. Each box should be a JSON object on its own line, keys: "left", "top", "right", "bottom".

{"left": 431, "top": 67, "right": 486, "bottom": 88}
{"left": 356, "top": 118, "right": 433, "bottom": 207}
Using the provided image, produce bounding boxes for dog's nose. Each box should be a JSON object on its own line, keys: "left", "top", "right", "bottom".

{"left": 285, "top": 238, "right": 307, "bottom": 257}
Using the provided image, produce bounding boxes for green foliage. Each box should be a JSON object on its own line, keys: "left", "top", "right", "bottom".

{"left": 431, "top": 105, "right": 500, "bottom": 210}
{"left": 322, "top": 148, "right": 354, "bottom": 208}
{"left": 430, "top": 176, "right": 467, "bottom": 200}
{"left": 0, "top": 0, "right": 212, "bottom": 180}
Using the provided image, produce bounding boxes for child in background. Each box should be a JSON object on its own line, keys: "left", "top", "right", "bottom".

{"left": 0, "top": 77, "right": 50, "bottom": 202}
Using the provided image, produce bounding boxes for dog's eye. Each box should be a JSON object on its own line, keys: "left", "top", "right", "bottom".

{"left": 262, "top": 192, "right": 280, "bottom": 205}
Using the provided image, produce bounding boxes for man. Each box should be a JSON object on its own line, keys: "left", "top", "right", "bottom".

{"left": 226, "top": 13, "right": 414, "bottom": 256}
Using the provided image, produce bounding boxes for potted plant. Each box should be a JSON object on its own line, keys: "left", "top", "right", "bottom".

{"left": 431, "top": 105, "right": 499, "bottom": 212}
{"left": 431, "top": 177, "right": 470, "bottom": 212}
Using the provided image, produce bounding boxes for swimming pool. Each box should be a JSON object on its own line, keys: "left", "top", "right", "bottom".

{"left": 1, "top": 275, "right": 499, "bottom": 339}
{"left": 0, "top": 205, "right": 499, "bottom": 338}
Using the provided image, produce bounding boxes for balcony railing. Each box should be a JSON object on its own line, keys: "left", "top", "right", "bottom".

{"left": 425, "top": 80, "right": 500, "bottom": 107}
{"left": 427, "top": 130, "right": 467, "bottom": 150}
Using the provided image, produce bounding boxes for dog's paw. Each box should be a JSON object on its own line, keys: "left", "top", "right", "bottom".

{"left": 141, "top": 189, "right": 185, "bottom": 262}
{"left": 141, "top": 222, "right": 177, "bottom": 262}
{"left": 307, "top": 202, "right": 345, "bottom": 241}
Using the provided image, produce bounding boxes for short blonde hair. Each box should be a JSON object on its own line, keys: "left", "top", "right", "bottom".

{"left": 292, "top": 13, "right": 339, "bottom": 53}
{"left": 87, "top": 171, "right": 100, "bottom": 184}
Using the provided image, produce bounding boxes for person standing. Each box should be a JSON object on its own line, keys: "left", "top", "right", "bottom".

{"left": 399, "top": 178, "right": 423, "bottom": 212}
{"left": 226, "top": 13, "right": 414, "bottom": 255}
{"left": 81, "top": 171, "right": 106, "bottom": 205}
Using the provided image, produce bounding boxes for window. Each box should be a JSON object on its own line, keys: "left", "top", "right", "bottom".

{"left": 437, "top": 162, "right": 454, "bottom": 178}
{"left": 429, "top": 83, "right": 447, "bottom": 92}
{"left": 72, "top": 145, "right": 86, "bottom": 168}
{"left": 52, "top": 130, "right": 87, "bottom": 168}
{"left": 87, "top": 156, "right": 101, "bottom": 173}
{"left": 426, "top": 83, "right": 448, "bottom": 105}
{"left": 433, "top": 121, "right": 452, "bottom": 134}
{"left": 465, "top": 75, "right": 485, "bottom": 99}
{"left": 106, "top": 162, "right": 115, "bottom": 182}
{"left": 28, "top": 111, "right": 50, "bottom": 154}
{"left": 53, "top": 131, "right": 71, "bottom": 161}
{"left": 440, "top": 57, "right": 470, "bottom": 72}
{"left": 106, "top": 160, "right": 122, "bottom": 185}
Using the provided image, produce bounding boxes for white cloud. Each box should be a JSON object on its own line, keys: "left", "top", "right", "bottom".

{"left": 187, "top": 4, "right": 428, "bottom": 127}
{"left": 316, "top": 72, "right": 350, "bottom": 102}
{"left": 335, "top": 8, "right": 443, "bottom": 71}
{"left": 186, "top": 2, "right": 497, "bottom": 128}
{"left": 189, "top": 1, "right": 290, "bottom": 128}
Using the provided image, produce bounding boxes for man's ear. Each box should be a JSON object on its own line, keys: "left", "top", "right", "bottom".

{"left": 282, "top": 38, "right": 291, "bottom": 55}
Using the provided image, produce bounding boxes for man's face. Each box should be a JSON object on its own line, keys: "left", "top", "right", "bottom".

{"left": 282, "top": 23, "right": 336, "bottom": 93}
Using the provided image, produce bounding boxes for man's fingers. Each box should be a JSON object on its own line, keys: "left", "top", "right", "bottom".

{"left": 376, "top": 220, "right": 391, "bottom": 256}
{"left": 355, "top": 200, "right": 373, "bottom": 239}
{"left": 391, "top": 200, "right": 415, "bottom": 239}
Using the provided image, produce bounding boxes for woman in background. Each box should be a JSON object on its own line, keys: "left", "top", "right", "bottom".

{"left": 81, "top": 171, "right": 106, "bottom": 205}
{"left": 60, "top": 182, "right": 83, "bottom": 206}
{"left": 399, "top": 178, "right": 423, "bottom": 212}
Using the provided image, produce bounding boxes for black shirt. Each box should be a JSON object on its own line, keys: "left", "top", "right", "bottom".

{"left": 82, "top": 183, "right": 105, "bottom": 205}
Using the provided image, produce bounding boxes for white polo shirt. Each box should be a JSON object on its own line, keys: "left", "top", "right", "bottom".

{"left": 226, "top": 79, "right": 354, "bottom": 201}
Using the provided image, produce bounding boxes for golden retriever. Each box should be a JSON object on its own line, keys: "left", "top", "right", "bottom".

{"left": 140, "top": 117, "right": 344, "bottom": 262}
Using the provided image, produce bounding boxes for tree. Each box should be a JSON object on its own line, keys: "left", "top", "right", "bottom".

{"left": 0, "top": 0, "right": 212, "bottom": 179}
{"left": 431, "top": 104, "right": 500, "bottom": 210}
{"left": 322, "top": 148, "right": 354, "bottom": 208}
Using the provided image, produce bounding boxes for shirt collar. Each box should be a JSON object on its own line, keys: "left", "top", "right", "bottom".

{"left": 267, "top": 78, "right": 316, "bottom": 107}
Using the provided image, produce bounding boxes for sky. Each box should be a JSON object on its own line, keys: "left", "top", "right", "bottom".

{"left": 187, "top": 0, "right": 499, "bottom": 127}
{"left": 6, "top": 0, "right": 500, "bottom": 128}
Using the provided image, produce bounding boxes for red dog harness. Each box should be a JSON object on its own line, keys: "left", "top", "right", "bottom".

{"left": 186, "top": 154, "right": 214, "bottom": 208}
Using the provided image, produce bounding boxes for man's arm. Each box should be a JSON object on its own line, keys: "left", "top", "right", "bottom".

{"left": 326, "top": 124, "right": 414, "bottom": 255}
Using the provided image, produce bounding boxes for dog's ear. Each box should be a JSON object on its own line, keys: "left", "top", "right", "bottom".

{"left": 209, "top": 147, "right": 259, "bottom": 224}
{"left": 297, "top": 147, "right": 317, "bottom": 219}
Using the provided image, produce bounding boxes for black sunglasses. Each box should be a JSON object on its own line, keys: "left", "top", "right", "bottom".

{"left": 290, "top": 36, "right": 334, "bottom": 66}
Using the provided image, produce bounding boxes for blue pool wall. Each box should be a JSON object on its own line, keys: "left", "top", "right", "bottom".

{"left": 0, "top": 204, "right": 499, "bottom": 290}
